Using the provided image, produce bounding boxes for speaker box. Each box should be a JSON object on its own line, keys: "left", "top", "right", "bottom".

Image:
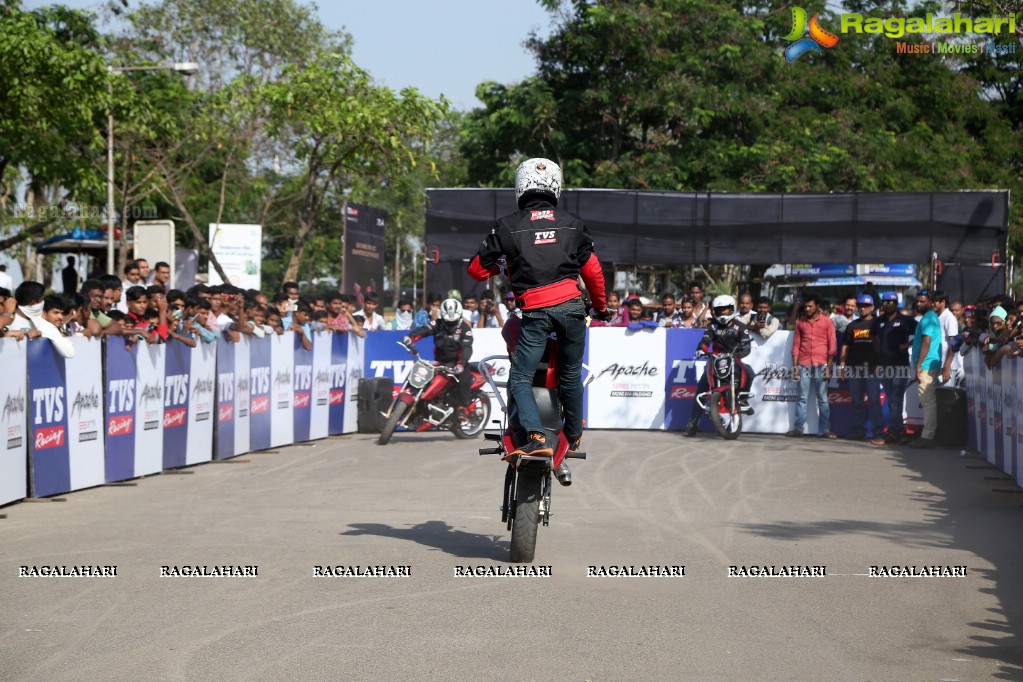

{"left": 935, "top": 386, "right": 967, "bottom": 448}
{"left": 358, "top": 377, "right": 394, "bottom": 434}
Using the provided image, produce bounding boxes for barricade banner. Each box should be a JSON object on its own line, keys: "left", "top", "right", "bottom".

{"left": 585, "top": 327, "right": 666, "bottom": 430}
{"left": 249, "top": 335, "right": 272, "bottom": 451}
{"left": 1001, "top": 361, "right": 1017, "bottom": 480}
{"left": 309, "top": 332, "right": 331, "bottom": 440}
{"left": 186, "top": 342, "right": 216, "bottom": 465}
{"left": 662, "top": 328, "right": 705, "bottom": 430}
{"left": 233, "top": 336, "right": 251, "bottom": 456}
{"left": 1010, "top": 359, "right": 1018, "bottom": 488}
{"left": 215, "top": 338, "right": 236, "bottom": 460}
{"left": 134, "top": 342, "right": 166, "bottom": 477}
{"left": 468, "top": 329, "right": 510, "bottom": 404}
{"left": 965, "top": 349, "right": 981, "bottom": 453}
{"left": 328, "top": 332, "right": 348, "bottom": 435}
{"left": 105, "top": 337, "right": 137, "bottom": 480}
{"left": 270, "top": 332, "right": 295, "bottom": 448}
{"left": 992, "top": 362, "right": 1005, "bottom": 472}
{"left": 982, "top": 360, "right": 995, "bottom": 466}
{"left": 162, "top": 340, "right": 191, "bottom": 468}
{"left": 0, "top": 339, "right": 28, "bottom": 506}
{"left": 344, "top": 333, "right": 365, "bottom": 433}
{"left": 293, "top": 333, "right": 314, "bottom": 443}
{"left": 744, "top": 332, "right": 800, "bottom": 434}
{"left": 364, "top": 330, "right": 434, "bottom": 398}
{"left": 30, "top": 338, "right": 104, "bottom": 497}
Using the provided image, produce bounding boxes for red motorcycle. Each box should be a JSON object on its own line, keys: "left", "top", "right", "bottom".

{"left": 477, "top": 340, "right": 592, "bottom": 563}
{"left": 694, "top": 351, "right": 750, "bottom": 440}
{"left": 376, "top": 339, "right": 492, "bottom": 445}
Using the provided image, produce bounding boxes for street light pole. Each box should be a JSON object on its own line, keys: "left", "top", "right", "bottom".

{"left": 105, "top": 62, "right": 198, "bottom": 276}
{"left": 106, "top": 76, "right": 115, "bottom": 274}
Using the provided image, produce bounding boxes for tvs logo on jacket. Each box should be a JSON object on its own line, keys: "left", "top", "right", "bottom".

{"left": 534, "top": 230, "right": 557, "bottom": 245}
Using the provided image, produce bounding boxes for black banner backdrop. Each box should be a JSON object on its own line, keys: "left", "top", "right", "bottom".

{"left": 424, "top": 189, "right": 1009, "bottom": 295}
{"left": 342, "top": 203, "right": 386, "bottom": 306}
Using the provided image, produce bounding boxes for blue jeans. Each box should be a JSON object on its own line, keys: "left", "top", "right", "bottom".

{"left": 508, "top": 298, "right": 587, "bottom": 438}
{"left": 848, "top": 374, "right": 884, "bottom": 437}
{"left": 883, "top": 375, "right": 909, "bottom": 436}
{"left": 794, "top": 365, "right": 830, "bottom": 435}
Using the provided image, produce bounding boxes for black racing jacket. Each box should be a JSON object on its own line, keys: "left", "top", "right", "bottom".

{"left": 409, "top": 320, "right": 473, "bottom": 368}
{"left": 467, "top": 199, "right": 606, "bottom": 311}
{"left": 698, "top": 318, "right": 752, "bottom": 359}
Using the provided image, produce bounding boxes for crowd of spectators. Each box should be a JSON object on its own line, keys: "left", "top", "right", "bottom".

{"left": 0, "top": 260, "right": 455, "bottom": 357}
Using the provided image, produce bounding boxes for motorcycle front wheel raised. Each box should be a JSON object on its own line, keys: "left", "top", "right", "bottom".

{"left": 509, "top": 471, "right": 543, "bottom": 563}
{"left": 451, "top": 392, "right": 491, "bottom": 440}
{"left": 377, "top": 401, "right": 409, "bottom": 445}
{"left": 708, "top": 393, "right": 742, "bottom": 440}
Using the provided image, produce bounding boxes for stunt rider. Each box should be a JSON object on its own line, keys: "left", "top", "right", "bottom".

{"left": 468, "top": 157, "right": 610, "bottom": 458}
{"left": 402, "top": 298, "right": 475, "bottom": 410}
{"left": 683, "top": 295, "right": 754, "bottom": 437}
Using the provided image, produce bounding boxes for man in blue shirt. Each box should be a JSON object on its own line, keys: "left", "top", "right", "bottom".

{"left": 872, "top": 292, "right": 916, "bottom": 444}
{"left": 910, "top": 290, "right": 943, "bottom": 447}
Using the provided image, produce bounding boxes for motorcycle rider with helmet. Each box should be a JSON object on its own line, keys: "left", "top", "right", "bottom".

{"left": 402, "top": 298, "right": 474, "bottom": 409}
{"left": 683, "top": 294, "right": 754, "bottom": 437}
{"left": 468, "top": 157, "right": 610, "bottom": 458}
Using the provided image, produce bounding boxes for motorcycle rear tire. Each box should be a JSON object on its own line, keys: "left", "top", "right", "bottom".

{"left": 377, "top": 401, "right": 409, "bottom": 445}
{"left": 709, "top": 396, "right": 742, "bottom": 440}
{"left": 451, "top": 392, "right": 491, "bottom": 440}
{"left": 509, "top": 472, "right": 542, "bottom": 563}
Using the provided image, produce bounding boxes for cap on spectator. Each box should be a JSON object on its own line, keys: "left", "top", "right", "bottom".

{"left": 503, "top": 291, "right": 515, "bottom": 300}
{"left": 990, "top": 306, "right": 1007, "bottom": 321}
{"left": 856, "top": 293, "right": 875, "bottom": 305}
{"left": 624, "top": 296, "right": 642, "bottom": 306}
{"left": 880, "top": 292, "right": 899, "bottom": 302}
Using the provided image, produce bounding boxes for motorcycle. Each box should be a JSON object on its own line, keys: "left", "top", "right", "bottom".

{"left": 694, "top": 351, "right": 751, "bottom": 440}
{"left": 477, "top": 341, "right": 592, "bottom": 563}
{"left": 376, "top": 339, "right": 492, "bottom": 445}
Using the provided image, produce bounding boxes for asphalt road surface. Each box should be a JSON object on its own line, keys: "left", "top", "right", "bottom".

{"left": 2, "top": 430, "right": 1022, "bottom": 681}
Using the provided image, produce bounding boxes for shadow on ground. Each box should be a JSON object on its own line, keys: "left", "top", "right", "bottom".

{"left": 341, "top": 520, "right": 510, "bottom": 561}
{"left": 734, "top": 445, "right": 1023, "bottom": 679}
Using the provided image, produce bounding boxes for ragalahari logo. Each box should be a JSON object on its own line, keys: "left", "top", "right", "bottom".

{"left": 784, "top": 7, "right": 840, "bottom": 62}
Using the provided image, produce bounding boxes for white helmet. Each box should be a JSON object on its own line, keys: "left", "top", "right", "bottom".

{"left": 515, "top": 157, "right": 562, "bottom": 208}
{"left": 440, "top": 298, "right": 463, "bottom": 324}
{"left": 711, "top": 294, "right": 737, "bottom": 325}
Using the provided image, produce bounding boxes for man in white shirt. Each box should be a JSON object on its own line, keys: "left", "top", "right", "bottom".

{"left": 736, "top": 292, "right": 755, "bottom": 326}
{"left": 354, "top": 293, "right": 386, "bottom": 331}
{"left": 932, "top": 289, "right": 961, "bottom": 384}
{"left": 7, "top": 281, "right": 74, "bottom": 358}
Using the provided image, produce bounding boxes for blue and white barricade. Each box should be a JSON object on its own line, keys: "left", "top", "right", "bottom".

{"left": 215, "top": 337, "right": 237, "bottom": 460}
{"left": 270, "top": 332, "right": 294, "bottom": 448}
{"left": 29, "top": 338, "right": 105, "bottom": 497}
{"left": 248, "top": 336, "right": 272, "bottom": 451}
{"left": 344, "top": 334, "right": 365, "bottom": 433}
{"left": 964, "top": 350, "right": 1022, "bottom": 487}
{"left": 293, "top": 333, "right": 314, "bottom": 443}
{"left": 363, "top": 330, "right": 433, "bottom": 399}
{"left": 309, "top": 331, "right": 331, "bottom": 440}
{"left": 0, "top": 339, "right": 28, "bottom": 506}
{"left": 328, "top": 332, "right": 349, "bottom": 436}
{"left": 105, "top": 338, "right": 165, "bottom": 481}
{"left": 162, "top": 341, "right": 216, "bottom": 469}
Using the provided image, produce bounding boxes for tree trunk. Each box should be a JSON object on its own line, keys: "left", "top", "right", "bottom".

{"left": 283, "top": 219, "right": 316, "bottom": 282}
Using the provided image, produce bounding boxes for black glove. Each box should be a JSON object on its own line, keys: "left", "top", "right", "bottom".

{"left": 590, "top": 308, "right": 613, "bottom": 322}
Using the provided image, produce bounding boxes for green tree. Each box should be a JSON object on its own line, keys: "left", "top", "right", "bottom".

{"left": 0, "top": 2, "right": 112, "bottom": 273}
{"left": 461, "top": 0, "right": 1022, "bottom": 261}
{"left": 262, "top": 51, "right": 448, "bottom": 282}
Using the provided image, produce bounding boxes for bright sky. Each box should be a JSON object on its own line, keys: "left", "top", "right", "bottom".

{"left": 22, "top": 0, "right": 556, "bottom": 110}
